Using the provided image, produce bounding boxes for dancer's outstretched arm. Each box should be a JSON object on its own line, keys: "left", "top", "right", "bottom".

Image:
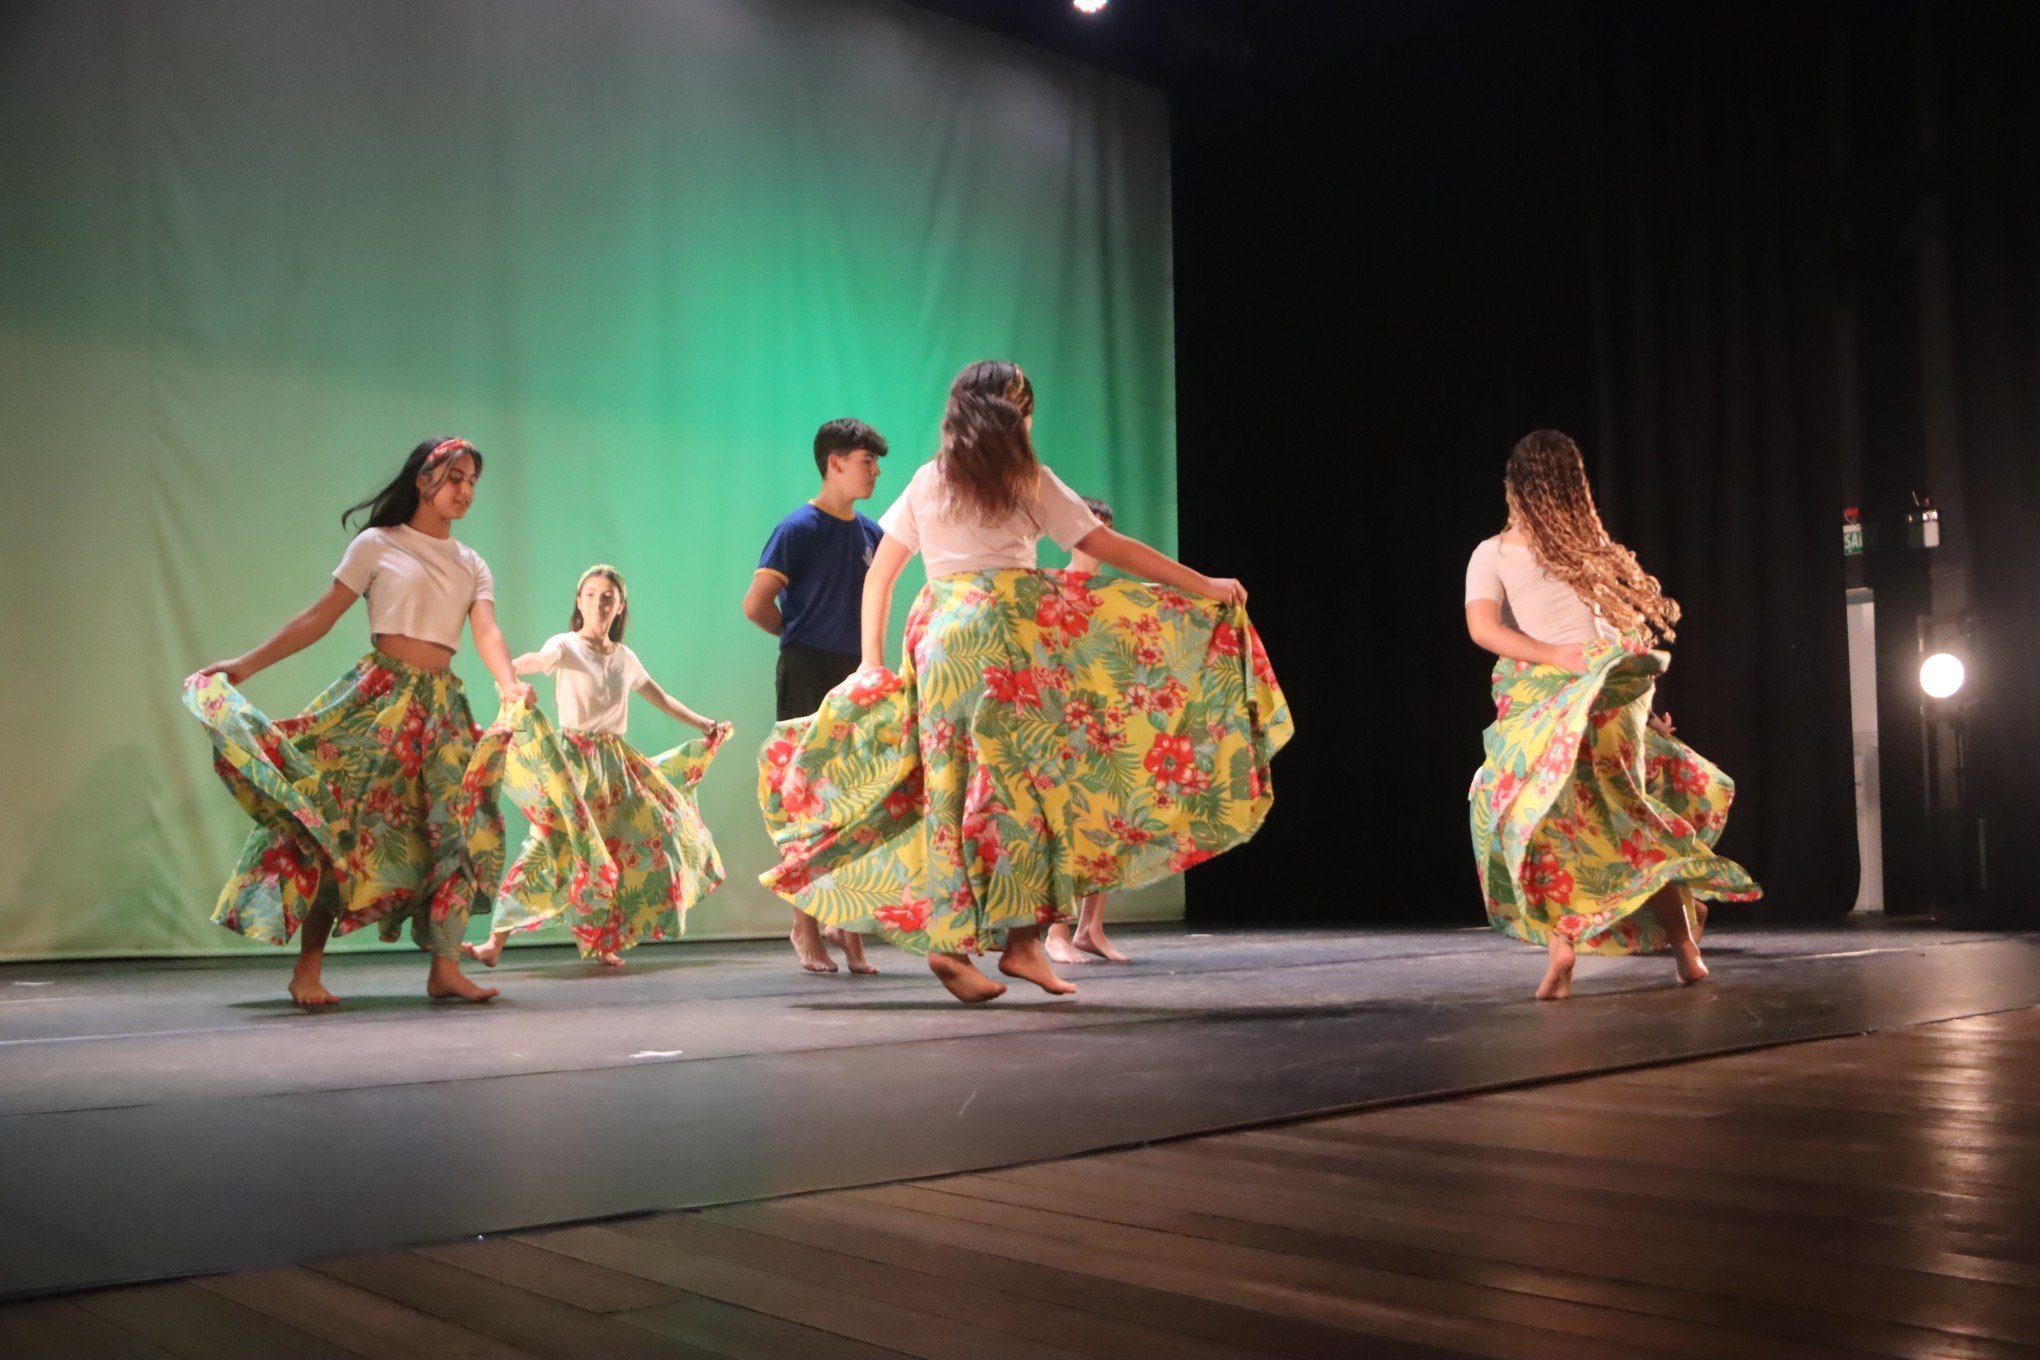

{"left": 196, "top": 582, "right": 358, "bottom": 684}
{"left": 1465, "top": 600, "right": 1587, "bottom": 673}
{"left": 1070, "top": 526, "right": 1245, "bottom": 606}
{"left": 860, "top": 535, "right": 913, "bottom": 670}
{"left": 634, "top": 675, "right": 721, "bottom": 735}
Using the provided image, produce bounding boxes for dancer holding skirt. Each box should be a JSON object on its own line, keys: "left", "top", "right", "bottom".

{"left": 184, "top": 437, "right": 531, "bottom": 1006}
{"left": 759, "top": 360, "right": 1292, "bottom": 1004}
{"left": 1466, "top": 430, "right": 1760, "bottom": 1000}
{"left": 466, "top": 565, "right": 731, "bottom": 969}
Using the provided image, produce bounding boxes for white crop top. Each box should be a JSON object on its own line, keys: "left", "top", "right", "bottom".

{"left": 877, "top": 461, "right": 1104, "bottom": 578}
{"left": 333, "top": 525, "right": 495, "bottom": 649}
{"left": 525, "top": 633, "right": 651, "bottom": 735}
{"left": 1463, "top": 536, "right": 1614, "bottom": 647}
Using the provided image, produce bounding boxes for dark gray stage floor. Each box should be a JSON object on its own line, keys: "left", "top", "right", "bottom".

{"left": 2, "top": 919, "right": 2035, "bottom": 1300}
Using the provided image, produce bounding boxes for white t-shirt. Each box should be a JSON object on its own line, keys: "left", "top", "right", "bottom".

{"left": 526, "top": 632, "right": 652, "bottom": 735}
{"left": 1463, "top": 536, "right": 1614, "bottom": 646}
{"left": 333, "top": 525, "right": 495, "bottom": 650}
{"left": 877, "top": 461, "right": 1104, "bottom": 577}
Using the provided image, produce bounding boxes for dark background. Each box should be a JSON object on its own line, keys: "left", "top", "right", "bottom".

{"left": 908, "top": 0, "right": 2040, "bottom": 930}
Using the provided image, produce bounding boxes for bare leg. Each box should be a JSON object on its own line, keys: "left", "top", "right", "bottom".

{"left": 1072, "top": 894, "right": 1130, "bottom": 963}
{"left": 1651, "top": 886, "right": 1709, "bottom": 985}
{"left": 824, "top": 926, "right": 879, "bottom": 975}
{"left": 426, "top": 953, "right": 499, "bottom": 1002}
{"left": 997, "top": 926, "right": 1078, "bottom": 996}
{"left": 461, "top": 928, "right": 510, "bottom": 968}
{"left": 928, "top": 951, "right": 1005, "bottom": 1003}
{"left": 289, "top": 906, "right": 341, "bottom": 1007}
{"left": 1044, "top": 922, "right": 1090, "bottom": 966}
{"left": 1536, "top": 930, "right": 1575, "bottom": 1001}
{"left": 790, "top": 908, "right": 838, "bottom": 973}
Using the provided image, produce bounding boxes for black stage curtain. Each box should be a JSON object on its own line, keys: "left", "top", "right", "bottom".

{"left": 1935, "top": 3, "right": 2040, "bottom": 925}
{"left": 1577, "top": 3, "right": 1859, "bottom": 918}
{"left": 1173, "top": 2, "right": 1860, "bottom": 925}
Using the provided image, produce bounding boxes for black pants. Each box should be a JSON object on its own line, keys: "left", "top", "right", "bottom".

{"left": 776, "top": 643, "right": 861, "bottom": 722}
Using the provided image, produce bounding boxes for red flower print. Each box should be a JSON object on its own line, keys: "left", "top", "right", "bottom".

{"left": 1036, "top": 582, "right": 1101, "bottom": 640}
{"left": 773, "top": 838, "right": 818, "bottom": 894}
{"left": 844, "top": 667, "right": 903, "bottom": 707}
{"left": 874, "top": 889, "right": 933, "bottom": 933}
{"left": 779, "top": 767, "right": 822, "bottom": 819}
{"left": 1144, "top": 733, "right": 1196, "bottom": 787}
{"left": 1209, "top": 622, "right": 1243, "bottom": 658}
{"left": 1153, "top": 588, "right": 1192, "bottom": 612}
{"left": 1168, "top": 837, "right": 1215, "bottom": 873}
{"left": 1123, "top": 683, "right": 1156, "bottom": 713}
{"left": 1488, "top": 770, "right": 1522, "bottom": 814}
{"left": 983, "top": 665, "right": 1042, "bottom": 709}
{"left": 1248, "top": 764, "right": 1264, "bottom": 799}
{"left": 1670, "top": 758, "right": 1710, "bottom": 796}
{"left": 358, "top": 667, "right": 396, "bottom": 701}
{"left": 883, "top": 766, "right": 926, "bottom": 820}
{"left": 1177, "top": 764, "right": 1213, "bottom": 795}
{"left": 1155, "top": 678, "right": 1189, "bottom": 715}
{"left": 1134, "top": 642, "right": 1166, "bottom": 668}
{"left": 1106, "top": 813, "right": 1154, "bottom": 845}
{"left": 763, "top": 738, "right": 801, "bottom": 791}
{"left": 1521, "top": 845, "right": 1576, "bottom": 908}
{"left": 1495, "top": 694, "right": 1513, "bottom": 720}
{"left": 1618, "top": 832, "right": 1667, "bottom": 870}
{"left": 258, "top": 839, "right": 320, "bottom": 900}
{"left": 1248, "top": 626, "right": 1277, "bottom": 686}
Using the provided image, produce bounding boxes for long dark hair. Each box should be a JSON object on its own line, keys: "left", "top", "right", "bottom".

{"left": 342, "top": 437, "right": 483, "bottom": 532}
{"left": 1504, "top": 429, "right": 1679, "bottom": 643}
{"left": 937, "top": 360, "right": 1037, "bottom": 524}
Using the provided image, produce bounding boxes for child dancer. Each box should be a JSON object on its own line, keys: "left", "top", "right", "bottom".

{"left": 185, "top": 437, "right": 530, "bottom": 1006}
{"left": 464, "top": 565, "right": 730, "bottom": 969}
{"left": 1045, "top": 494, "right": 1131, "bottom": 967}
{"left": 1465, "top": 430, "right": 1760, "bottom": 999}
{"left": 759, "top": 361, "right": 1293, "bottom": 1004}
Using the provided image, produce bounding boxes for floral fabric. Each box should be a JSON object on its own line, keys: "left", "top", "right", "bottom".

{"left": 758, "top": 569, "right": 1292, "bottom": 956}
{"left": 492, "top": 713, "right": 729, "bottom": 957}
{"left": 182, "top": 656, "right": 517, "bottom": 958}
{"left": 1469, "top": 640, "right": 1761, "bottom": 954}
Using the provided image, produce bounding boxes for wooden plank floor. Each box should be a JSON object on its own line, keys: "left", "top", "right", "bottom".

{"left": 7, "top": 1007, "right": 2040, "bottom": 1359}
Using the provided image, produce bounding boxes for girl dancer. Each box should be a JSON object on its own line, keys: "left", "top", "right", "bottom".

{"left": 185, "top": 437, "right": 530, "bottom": 1006}
{"left": 1045, "top": 494, "right": 1131, "bottom": 967}
{"left": 759, "top": 361, "right": 1292, "bottom": 1004}
{"left": 464, "top": 565, "right": 731, "bottom": 969}
{"left": 1465, "top": 430, "right": 1760, "bottom": 1000}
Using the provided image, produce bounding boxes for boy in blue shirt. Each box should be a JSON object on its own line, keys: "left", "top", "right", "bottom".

{"left": 743, "top": 417, "right": 888, "bottom": 974}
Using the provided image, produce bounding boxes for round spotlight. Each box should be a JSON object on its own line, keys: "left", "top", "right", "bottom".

{"left": 1075, "top": 0, "right": 1108, "bottom": 13}
{"left": 1920, "top": 652, "right": 1966, "bottom": 699}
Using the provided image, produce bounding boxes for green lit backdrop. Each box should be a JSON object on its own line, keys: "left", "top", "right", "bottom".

{"left": 0, "top": 0, "right": 1177, "bottom": 958}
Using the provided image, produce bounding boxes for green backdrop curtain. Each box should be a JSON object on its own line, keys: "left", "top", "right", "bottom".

{"left": 0, "top": 0, "right": 1177, "bottom": 957}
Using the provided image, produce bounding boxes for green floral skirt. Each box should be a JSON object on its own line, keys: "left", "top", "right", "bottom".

{"left": 758, "top": 569, "right": 1293, "bottom": 956}
{"left": 183, "top": 655, "right": 515, "bottom": 958}
{"left": 493, "top": 712, "right": 728, "bottom": 957}
{"left": 1469, "top": 641, "right": 1761, "bottom": 954}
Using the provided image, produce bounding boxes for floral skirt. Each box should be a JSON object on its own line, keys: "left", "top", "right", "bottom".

{"left": 1469, "top": 641, "right": 1761, "bottom": 955}
{"left": 757, "top": 569, "right": 1293, "bottom": 956}
{"left": 492, "top": 714, "right": 729, "bottom": 957}
{"left": 183, "top": 654, "right": 516, "bottom": 958}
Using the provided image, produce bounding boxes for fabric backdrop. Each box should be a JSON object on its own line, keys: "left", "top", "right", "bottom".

{"left": 0, "top": 0, "right": 1179, "bottom": 957}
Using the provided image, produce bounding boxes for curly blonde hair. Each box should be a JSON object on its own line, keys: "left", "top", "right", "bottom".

{"left": 1504, "top": 430, "right": 1680, "bottom": 644}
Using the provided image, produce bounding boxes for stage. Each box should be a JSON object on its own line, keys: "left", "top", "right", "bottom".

{"left": 1, "top": 920, "right": 2035, "bottom": 1303}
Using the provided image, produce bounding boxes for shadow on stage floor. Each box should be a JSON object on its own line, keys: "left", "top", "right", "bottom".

{"left": 0, "top": 918, "right": 2033, "bottom": 1300}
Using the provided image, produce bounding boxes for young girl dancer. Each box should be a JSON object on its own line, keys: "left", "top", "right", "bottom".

{"left": 759, "top": 361, "right": 1292, "bottom": 1004}
{"left": 185, "top": 437, "right": 530, "bottom": 1006}
{"left": 464, "top": 565, "right": 731, "bottom": 969}
{"left": 1465, "top": 430, "right": 1760, "bottom": 1000}
{"left": 1045, "top": 495, "right": 1131, "bottom": 967}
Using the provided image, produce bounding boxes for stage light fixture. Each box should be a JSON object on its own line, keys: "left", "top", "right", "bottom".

{"left": 1075, "top": 0, "right": 1107, "bottom": 13}
{"left": 1920, "top": 652, "right": 1966, "bottom": 699}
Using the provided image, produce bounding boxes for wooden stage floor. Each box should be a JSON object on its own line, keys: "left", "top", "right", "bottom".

{"left": 7, "top": 1003, "right": 2037, "bottom": 1359}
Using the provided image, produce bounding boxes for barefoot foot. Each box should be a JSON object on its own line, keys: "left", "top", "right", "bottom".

{"left": 929, "top": 952, "right": 1006, "bottom": 1003}
{"left": 790, "top": 924, "right": 839, "bottom": 974}
{"left": 1073, "top": 925, "right": 1132, "bottom": 964}
{"left": 461, "top": 936, "right": 506, "bottom": 968}
{"left": 288, "top": 970, "right": 340, "bottom": 1007}
{"left": 826, "top": 927, "right": 879, "bottom": 975}
{"left": 597, "top": 950, "right": 626, "bottom": 968}
{"left": 1044, "top": 926, "right": 1091, "bottom": 967}
{"left": 1536, "top": 937, "right": 1576, "bottom": 1001}
{"left": 1674, "top": 943, "right": 1710, "bottom": 986}
{"left": 998, "top": 938, "right": 1078, "bottom": 996}
{"left": 426, "top": 957, "right": 499, "bottom": 1003}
